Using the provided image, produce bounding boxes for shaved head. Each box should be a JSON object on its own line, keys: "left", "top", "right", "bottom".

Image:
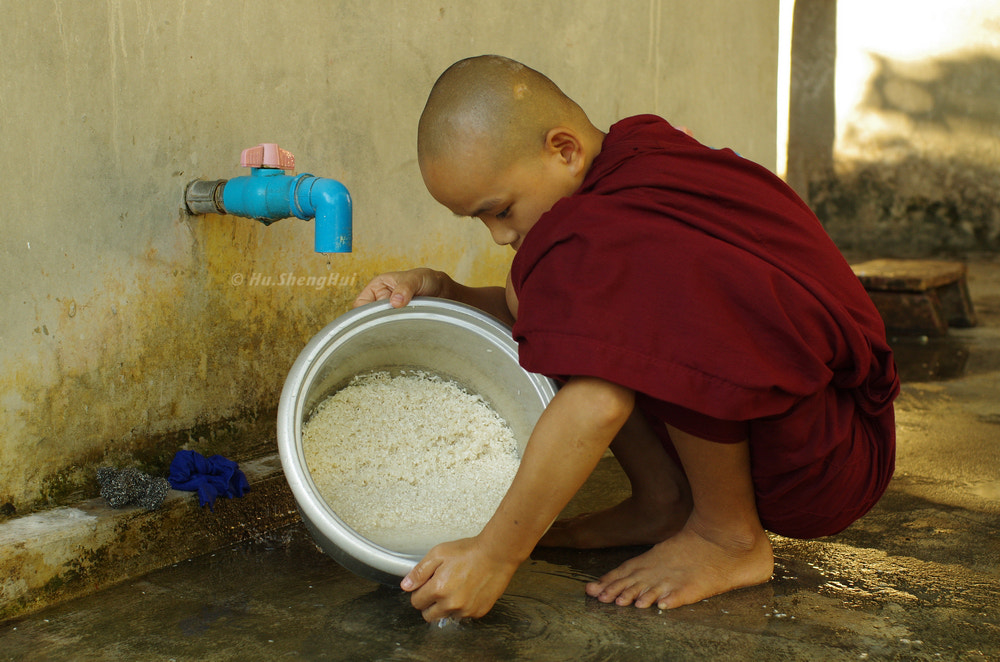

{"left": 418, "top": 55, "right": 590, "bottom": 172}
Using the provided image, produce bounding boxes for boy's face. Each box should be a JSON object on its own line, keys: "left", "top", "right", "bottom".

{"left": 420, "top": 140, "right": 581, "bottom": 251}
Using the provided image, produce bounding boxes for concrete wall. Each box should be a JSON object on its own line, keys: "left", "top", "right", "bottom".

{"left": 793, "top": 0, "right": 1000, "bottom": 257}
{"left": 0, "top": 0, "right": 779, "bottom": 516}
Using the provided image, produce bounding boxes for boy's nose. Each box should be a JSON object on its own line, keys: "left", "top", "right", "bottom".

{"left": 482, "top": 218, "right": 517, "bottom": 246}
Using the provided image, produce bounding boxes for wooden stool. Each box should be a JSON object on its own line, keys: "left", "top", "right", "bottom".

{"left": 851, "top": 259, "right": 977, "bottom": 336}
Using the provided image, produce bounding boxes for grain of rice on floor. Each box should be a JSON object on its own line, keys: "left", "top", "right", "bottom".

{"left": 302, "top": 371, "right": 520, "bottom": 553}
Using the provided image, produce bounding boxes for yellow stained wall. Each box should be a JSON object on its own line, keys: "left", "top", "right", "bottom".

{"left": 0, "top": 0, "right": 778, "bottom": 514}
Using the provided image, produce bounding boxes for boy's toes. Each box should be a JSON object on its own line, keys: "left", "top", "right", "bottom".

{"left": 588, "top": 576, "right": 638, "bottom": 604}
{"left": 612, "top": 582, "right": 647, "bottom": 606}
{"left": 585, "top": 568, "right": 620, "bottom": 598}
{"left": 634, "top": 584, "right": 671, "bottom": 609}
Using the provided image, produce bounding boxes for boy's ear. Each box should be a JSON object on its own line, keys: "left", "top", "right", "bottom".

{"left": 545, "top": 128, "right": 585, "bottom": 175}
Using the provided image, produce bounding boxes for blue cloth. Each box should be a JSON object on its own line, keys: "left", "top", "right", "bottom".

{"left": 168, "top": 450, "right": 249, "bottom": 510}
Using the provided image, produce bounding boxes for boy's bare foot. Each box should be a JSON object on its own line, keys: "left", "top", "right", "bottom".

{"left": 584, "top": 517, "right": 774, "bottom": 610}
{"left": 538, "top": 494, "right": 690, "bottom": 549}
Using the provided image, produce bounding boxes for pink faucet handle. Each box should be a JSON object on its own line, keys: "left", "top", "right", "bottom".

{"left": 240, "top": 143, "right": 295, "bottom": 170}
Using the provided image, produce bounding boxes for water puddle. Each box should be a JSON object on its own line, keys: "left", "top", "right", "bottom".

{"left": 4, "top": 525, "right": 996, "bottom": 661}
{"left": 891, "top": 336, "right": 971, "bottom": 381}
{"left": 890, "top": 330, "right": 1000, "bottom": 382}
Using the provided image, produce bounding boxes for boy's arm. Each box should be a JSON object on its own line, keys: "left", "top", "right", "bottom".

{"left": 401, "top": 376, "right": 634, "bottom": 622}
{"left": 353, "top": 267, "right": 513, "bottom": 325}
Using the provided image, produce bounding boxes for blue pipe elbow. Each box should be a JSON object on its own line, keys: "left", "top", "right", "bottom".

{"left": 293, "top": 177, "right": 353, "bottom": 253}
{"left": 217, "top": 169, "right": 352, "bottom": 253}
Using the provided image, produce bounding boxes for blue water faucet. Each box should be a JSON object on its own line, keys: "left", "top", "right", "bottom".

{"left": 185, "top": 143, "right": 352, "bottom": 253}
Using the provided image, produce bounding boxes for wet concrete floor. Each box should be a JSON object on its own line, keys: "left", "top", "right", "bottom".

{"left": 3, "top": 258, "right": 1000, "bottom": 661}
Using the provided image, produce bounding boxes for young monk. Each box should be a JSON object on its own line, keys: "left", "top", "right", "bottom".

{"left": 354, "top": 55, "right": 899, "bottom": 623}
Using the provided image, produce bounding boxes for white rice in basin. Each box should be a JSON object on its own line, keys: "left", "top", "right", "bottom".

{"left": 301, "top": 371, "right": 520, "bottom": 554}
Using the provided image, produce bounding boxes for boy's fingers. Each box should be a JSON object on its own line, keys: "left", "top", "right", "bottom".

{"left": 400, "top": 556, "right": 440, "bottom": 593}
{"left": 353, "top": 276, "right": 408, "bottom": 308}
{"left": 354, "top": 269, "right": 441, "bottom": 309}
{"left": 353, "top": 277, "right": 391, "bottom": 307}
{"left": 388, "top": 285, "right": 413, "bottom": 308}
{"left": 352, "top": 290, "right": 377, "bottom": 307}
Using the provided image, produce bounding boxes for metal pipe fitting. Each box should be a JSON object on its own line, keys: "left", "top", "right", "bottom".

{"left": 184, "top": 179, "right": 227, "bottom": 215}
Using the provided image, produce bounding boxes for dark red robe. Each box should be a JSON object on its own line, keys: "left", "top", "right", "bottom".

{"left": 510, "top": 115, "right": 898, "bottom": 538}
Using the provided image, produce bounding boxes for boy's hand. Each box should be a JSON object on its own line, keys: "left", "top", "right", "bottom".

{"left": 401, "top": 536, "right": 519, "bottom": 623}
{"left": 353, "top": 268, "right": 449, "bottom": 309}
{"left": 354, "top": 269, "right": 515, "bottom": 324}
{"left": 400, "top": 377, "right": 634, "bottom": 623}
